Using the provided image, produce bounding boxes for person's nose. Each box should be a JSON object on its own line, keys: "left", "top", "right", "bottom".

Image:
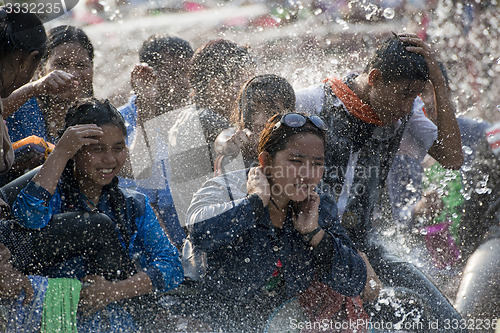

{"left": 299, "top": 163, "right": 314, "bottom": 182}
{"left": 102, "top": 151, "right": 117, "bottom": 164}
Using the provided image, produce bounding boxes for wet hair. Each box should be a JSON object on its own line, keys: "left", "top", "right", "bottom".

{"left": 232, "top": 74, "right": 296, "bottom": 132}
{"left": 59, "top": 98, "right": 132, "bottom": 246}
{"left": 0, "top": 8, "right": 46, "bottom": 95}
{"left": 61, "top": 97, "right": 126, "bottom": 138}
{"left": 189, "top": 39, "right": 252, "bottom": 96}
{"left": 364, "top": 35, "right": 429, "bottom": 83}
{"left": 41, "top": 25, "right": 94, "bottom": 66}
{"left": 0, "top": 8, "right": 46, "bottom": 59}
{"left": 139, "top": 34, "right": 193, "bottom": 69}
{"left": 258, "top": 113, "right": 326, "bottom": 159}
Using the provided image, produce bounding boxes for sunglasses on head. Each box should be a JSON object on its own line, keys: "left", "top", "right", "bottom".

{"left": 273, "top": 113, "right": 328, "bottom": 132}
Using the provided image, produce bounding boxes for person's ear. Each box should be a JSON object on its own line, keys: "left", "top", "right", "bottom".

{"left": 368, "top": 69, "right": 383, "bottom": 86}
{"left": 22, "top": 50, "right": 44, "bottom": 78}
{"left": 22, "top": 51, "right": 40, "bottom": 69}
{"left": 258, "top": 151, "right": 272, "bottom": 170}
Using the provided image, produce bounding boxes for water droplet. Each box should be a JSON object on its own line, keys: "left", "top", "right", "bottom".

{"left": 244, "top": 258, "right": 250, "bottom": 263}
{"left": 475, "top": 187, "right": 491, "bottom": 194}
{"left": 383, "top": 8, "right": 395, "bottom": 19}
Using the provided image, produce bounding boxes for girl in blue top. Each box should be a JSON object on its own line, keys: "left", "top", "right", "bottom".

{"left": 12, "top": 98, "right": 183, "bottom": 316}
{"left": 4, "top": 25, "right": 94, "bottom": 143}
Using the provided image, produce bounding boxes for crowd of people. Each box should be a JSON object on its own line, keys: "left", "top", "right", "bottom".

{"left": 0, "top": 4, "right": 498, "bottom": 333}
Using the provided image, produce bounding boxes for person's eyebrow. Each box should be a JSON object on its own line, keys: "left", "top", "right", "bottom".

{"left": 289, "top": 152, "right": 325, "bottom": 160}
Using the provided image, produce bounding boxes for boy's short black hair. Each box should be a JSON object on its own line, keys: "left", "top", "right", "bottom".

{"left": 364, "top": 36, "right": 429, "bottom": 83}
{"left": 189, "top": 39, "right": 252, "bottom": 95}
{"left": 139, "top": 34, "right": 193, "bottom": 69}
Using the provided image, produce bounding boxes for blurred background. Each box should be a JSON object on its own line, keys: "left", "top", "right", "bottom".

{"left": 44, "top": 0, "right": 499, "bottom": 123}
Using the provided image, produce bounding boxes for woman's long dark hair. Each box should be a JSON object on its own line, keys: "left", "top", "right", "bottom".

{"left": 59, "top": 98, "right": 133, "bottom": 246}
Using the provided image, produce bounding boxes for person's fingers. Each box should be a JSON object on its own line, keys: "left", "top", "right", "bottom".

{"left": 52, "top": 75, "right": 68, "bottom": 87}
{"left": 57, "top": 71, "right": 74, "bottom": 80}
{"left": 397, "top": 32, "right": 419, "bottom": 39}
{"left": 132, "top": 63, "right": 154, "bottom": 78}
{"left": 44, "top": 77, "right": 59, "bottom": 89}
{"left": 230, "top": 134, "right": 244, "bottom": 149}
{"left": 51, "top": 69, "right": 73, "bottom": 79}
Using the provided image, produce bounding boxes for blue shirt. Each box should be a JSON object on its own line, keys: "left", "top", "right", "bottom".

{"left": 118, "top": 95, "right": 138, "bottom": 146}
{"left": 6, "top": 97, "right": 50, "bottom": 143}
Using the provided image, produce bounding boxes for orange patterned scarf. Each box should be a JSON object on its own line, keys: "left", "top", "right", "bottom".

{"left": 324, "top": 76, "right": 384, "bottom": 126}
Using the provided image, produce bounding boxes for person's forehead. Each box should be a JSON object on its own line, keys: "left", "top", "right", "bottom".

{"left": 49, "top": 42, "right": 90, "bottom": 60}
{"left": 283, "top": 134, "right": 324, "bottom": 152}
{"left": 389, "top": 79, "right": 426, "bottom": 92}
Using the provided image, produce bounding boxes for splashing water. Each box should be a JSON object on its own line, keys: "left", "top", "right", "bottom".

{"left": 383, "top": 7, "right": 395, "bottom": 19}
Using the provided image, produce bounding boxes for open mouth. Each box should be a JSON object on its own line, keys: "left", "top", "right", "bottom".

{"left": 98, "top": 168, "right": 114, "bottom": 175}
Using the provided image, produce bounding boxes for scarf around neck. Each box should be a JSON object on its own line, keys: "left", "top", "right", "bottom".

{"left": 323, "top": 76, "right": 384, "bottom": 126}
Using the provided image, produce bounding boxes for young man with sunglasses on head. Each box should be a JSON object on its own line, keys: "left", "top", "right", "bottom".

{"left": 296, "top": 33, "right": 465, "bottom": 331}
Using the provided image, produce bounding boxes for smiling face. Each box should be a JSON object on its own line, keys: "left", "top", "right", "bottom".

{"left": 368, "top": 71, "right": 426, "bottom": 125}
{"left": 74, "top": 124, "right": 127, "bottom": 196}
{"left": 43, "top": 42, "right": 93, "bottom": 101}
{"left": 264, "top": 133, "right": 325, "bottom": 203}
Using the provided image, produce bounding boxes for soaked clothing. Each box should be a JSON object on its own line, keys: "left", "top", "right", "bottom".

{"left": 296, "top": 76, "right": 412, "bottom": 249}
{"left": 12, "top": 180, "right": 183, "bottom": 293}
{"left": 182, "top": 169, "right": 366, "bottom": 332}
{"left": 460, "top": 135, "right": 500, "bottom": 259}
{"left": 6, "top": 97, "right": 50, "bottom": 144}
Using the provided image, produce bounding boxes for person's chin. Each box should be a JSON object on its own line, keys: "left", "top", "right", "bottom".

{"left": 290, "top": 191, "right": 309, "bottom": 203}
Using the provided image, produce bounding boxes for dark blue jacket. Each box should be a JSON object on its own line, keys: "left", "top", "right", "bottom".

{"left": 186, "top": 169, "right": 366, "bottom": 304}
